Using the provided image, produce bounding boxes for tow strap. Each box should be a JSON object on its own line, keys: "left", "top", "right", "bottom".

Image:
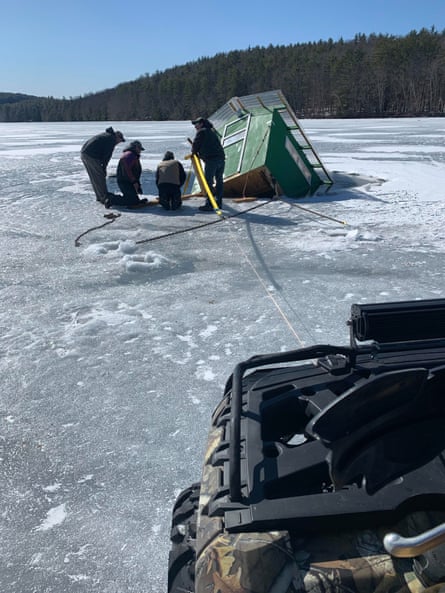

{"left": 74, "top": 198, "right": 347, "bottom": 247}
{"left": 75, "top": 212, "right": 121, "bottom": 247}
{"left": 74, "top": 201, "right": 272, "bottom": 247}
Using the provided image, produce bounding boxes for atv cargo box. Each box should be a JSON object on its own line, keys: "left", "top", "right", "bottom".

{"left": 168, "top": 298, "right": 445, "bottom": 593}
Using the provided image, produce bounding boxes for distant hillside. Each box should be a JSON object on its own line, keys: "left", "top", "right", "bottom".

{"left": 0, "top": 92, "right": 39, "bottom": 105}
{"left": 1, "top": 28, "right": 444, "bottom": 122}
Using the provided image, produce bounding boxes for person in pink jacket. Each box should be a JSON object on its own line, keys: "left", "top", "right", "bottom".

{"left": 105, "top": 141, "right": 148, "bottom": 209}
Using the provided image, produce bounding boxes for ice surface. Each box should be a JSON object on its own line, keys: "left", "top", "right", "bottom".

{"left": 0, "top": 118, "right": 444, "bottom": 592}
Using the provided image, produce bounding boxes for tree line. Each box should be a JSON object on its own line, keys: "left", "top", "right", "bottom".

{"left": 1, "top": 28, "right": 444, "bottom": 122}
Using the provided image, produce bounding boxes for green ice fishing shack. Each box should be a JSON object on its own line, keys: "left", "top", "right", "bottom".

{"left": 191, "top": 89, "right": 333, "bottom": 199}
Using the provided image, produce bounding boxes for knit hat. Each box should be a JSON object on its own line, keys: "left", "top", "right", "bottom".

{"left": 127, "top": 140, "right": 145, "bottom": 151}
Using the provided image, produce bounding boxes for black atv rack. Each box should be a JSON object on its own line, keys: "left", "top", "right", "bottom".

{"left": 208, "top": 299, "right": 445, "bottom": 533}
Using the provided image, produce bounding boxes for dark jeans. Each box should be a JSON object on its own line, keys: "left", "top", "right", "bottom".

{"left": 110, "top": 179, "right": 141, "bottom": 207}
{"left": 158, "top": 183, "right": 182, "bottom": 210}
{"left": 204, "top": 158, "right": 225, "bottom": 207}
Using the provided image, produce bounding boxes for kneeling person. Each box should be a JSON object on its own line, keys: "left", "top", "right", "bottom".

{"left": 106, "top": 141, "right": 148, "bottom": 209}
{"left": 156, "top": 151, "right": 186, "bottom": 210}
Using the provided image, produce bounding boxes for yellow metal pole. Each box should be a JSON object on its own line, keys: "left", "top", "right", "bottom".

{"left": 185, "top": 153, "right": 223, "bottom": 216}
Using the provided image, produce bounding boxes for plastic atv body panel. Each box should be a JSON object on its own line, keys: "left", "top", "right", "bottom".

{"left": 169, "top": 299, "right": 445, "bottom": 593}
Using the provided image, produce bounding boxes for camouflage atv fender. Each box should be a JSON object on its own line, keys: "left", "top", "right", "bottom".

{"left": 194, "top": 410, "right": 445, "bottom": 593}
{"left": 196, "top": 419, "right": 295, "bottom": 593}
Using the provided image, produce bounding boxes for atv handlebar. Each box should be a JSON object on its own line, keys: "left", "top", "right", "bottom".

{"left": 384, "top": 522, "right": 445, "bottom": 557}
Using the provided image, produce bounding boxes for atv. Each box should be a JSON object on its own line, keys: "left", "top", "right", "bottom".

{"left": 168, "top": 299, "right": 445, "bottom": 593}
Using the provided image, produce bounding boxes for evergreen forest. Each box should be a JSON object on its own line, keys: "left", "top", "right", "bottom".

{"left": 1, "top": 28, "right": 444, "bottom": 122}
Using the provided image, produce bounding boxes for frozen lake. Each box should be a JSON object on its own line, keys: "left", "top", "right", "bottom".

{"left": 1, "top": 117, "right": 445, "bottom": 592}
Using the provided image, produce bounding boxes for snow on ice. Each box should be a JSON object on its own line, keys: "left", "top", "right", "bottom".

{"left": 0, "top": 117, "right": 445, "bottom": 592}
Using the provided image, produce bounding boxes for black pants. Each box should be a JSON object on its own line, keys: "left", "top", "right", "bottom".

{"left": 158, "top": 183, "right": 182, "bottom": 210}
{"left": 110, "top": 179, "right": 141, "bottom": 208}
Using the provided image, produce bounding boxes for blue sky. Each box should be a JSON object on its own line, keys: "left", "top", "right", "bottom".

{"left": 4, "top": 0, "right": 444, "bottom": 98}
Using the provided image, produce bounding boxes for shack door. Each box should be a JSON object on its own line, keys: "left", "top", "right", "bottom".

{"left": 221, "top": 114, "right": 251, "bottom": 178}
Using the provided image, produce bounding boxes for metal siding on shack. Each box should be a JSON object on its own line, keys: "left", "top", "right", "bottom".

{"left": 190, "top": 90, "right": 332, "bottom": 199}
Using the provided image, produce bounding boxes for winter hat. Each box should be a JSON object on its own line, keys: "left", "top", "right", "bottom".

{"left": 127, "top": 140, "right": 145, "bottom": 151}
{"left": 192, "top": 117, "right": 213, "bottom": 129}
{"left": 163, "top": 151, "right": 174, "bottom": 160}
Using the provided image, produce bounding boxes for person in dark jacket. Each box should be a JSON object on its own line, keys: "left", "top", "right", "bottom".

{"left": 156, "top": 151, "right": 186, "bottom": 210}
{"left": 191, "top": 118, "right": 225, "bottom": 211}
{"left": 81, "top": 127, "right": 125, "bottom": 203}
{"left": 105, "top": 140, "right": 148, "bottom": 209}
